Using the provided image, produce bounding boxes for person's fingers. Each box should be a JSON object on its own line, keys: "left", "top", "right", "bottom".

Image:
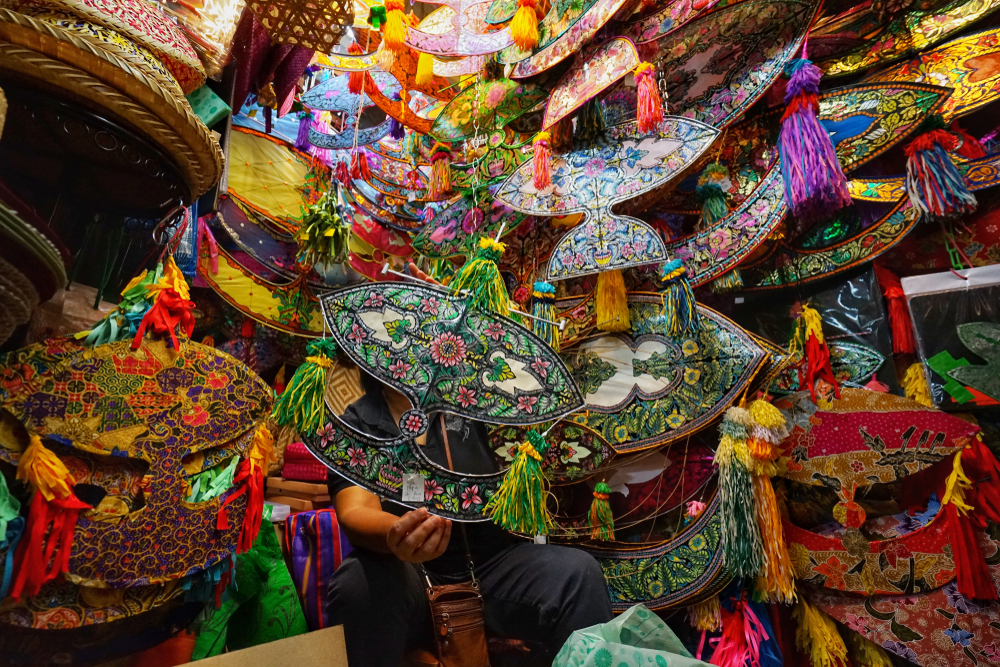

{"left": 386, "top": 508, "right": 427, "bottom": 550}
{"left": 397, "top": 515, "right": 440, "bottom": 557}
{"left": 413, "top": 520, "right": 446, "bottom": 560}
{"left": 432, "top": 519, "right": 452, "bottom": 559}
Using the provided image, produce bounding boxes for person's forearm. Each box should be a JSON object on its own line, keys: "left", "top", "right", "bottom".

{"left": 337, "top": 505, "right": 398, "bottom": 554}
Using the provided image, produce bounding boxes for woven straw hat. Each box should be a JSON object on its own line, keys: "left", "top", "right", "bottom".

{"left": 0, "top": 8, "right": 223, "bottom": 201}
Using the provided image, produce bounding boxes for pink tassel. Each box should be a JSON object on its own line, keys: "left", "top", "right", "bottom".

{"left": 533, "top": 132, "right": 553, "bottom": 190}
{"left": 198, "top": 214, "right": 219, "bottom": 274}
{"left": 634, "top": 62, "right": 664, "bottom": 134}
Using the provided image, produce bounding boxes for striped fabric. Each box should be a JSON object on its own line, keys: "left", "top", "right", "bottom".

{"left": 285, "top": 509, "right": 353, "bottom": 630}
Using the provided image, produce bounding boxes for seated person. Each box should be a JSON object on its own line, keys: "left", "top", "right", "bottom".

{"left": 326, "top": 369, "right": 613, "bottom": 667}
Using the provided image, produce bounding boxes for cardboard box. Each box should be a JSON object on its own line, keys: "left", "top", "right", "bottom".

{"left": 180, "top": 625, "right": 348, "bottom": 666}
{"left": 264, "top": 494, "right": 330, "bottom": 512}
{"left": 267, "top": 477, "right": 329, "bottom": 496}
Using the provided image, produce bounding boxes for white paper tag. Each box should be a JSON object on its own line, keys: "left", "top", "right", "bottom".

{"left": 734, "top": 297, "right": 745, "bottom": 304}
{"left": 533, "top": 534, "right": 548, "bottom": 545}
{"left": 402, "top": 473, "right": 425, "bottom": 503}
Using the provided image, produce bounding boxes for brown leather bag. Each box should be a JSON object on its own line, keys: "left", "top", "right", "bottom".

{"left": 426, "top": 578, "right": 490, "bottom": 667}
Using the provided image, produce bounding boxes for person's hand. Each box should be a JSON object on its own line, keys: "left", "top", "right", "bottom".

{"left": 386, "top": 507, "right": 452, "bottom": 563}
{"left": 408, "top": 261, "right": 441, "bottom": 286}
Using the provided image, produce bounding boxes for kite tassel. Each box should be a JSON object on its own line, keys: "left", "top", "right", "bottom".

{"left": 450, "top": 237, "right": 510, "bottom": 316}
{"left": 715, "top": 407, "right": 764, "bottom": 579}
{"left": 486, "top": 431, "right": 551, "bottom": 535}
{"left": 532, "top": 132, "right": 553, "bottom": 190}
{"left": 596, "top": 269, "right": 630, "bottom": 333}
{"left": 902, "top": 362, "right": 932, "bottom": 407}
{"left": 510, "top": 0, "right": 540, "bottom": 51}
{"left": 905, "top": 115, "right": 977, "bottom": 221}
{"left": 795, "top": 304, "right": 839, "bottom": 403}
{"left": 416, "top": 51, "right": 435, "bottom": 85}
{"left": 873, "top": 263, "right": 916, "bottom": 354}
{"left": 271, "top": 338, "right": 338, "bottom": 435}
{"left": 382, "top": 0, "right": 408, "bottom": 51}
{"left": 634, "top": 62, "right": 664, "bottom": 134}
{"left": 777, "top": 59, "right": 851, "bottom": 220}
{"left": 588, "top": 481, "right": 614, "bottom": 541}
{"left": 660, "top": 259, "right": 699, "bottom": 336}
{"left": 295, "top": 112, "right": 312, "bottom": 151}
{"left": 531, "top": 281, "right": 559, "bottom": 351}
{"left": 696, "top": 163, "right": 731, "bottom": 230}
{"left": 793, "top": 600, "right": 849, "bottom": 667}
{"left": 10, "top": 435, "right": 90, "bottom": 601}
{"left": 430, "top": 144, "right": 452, "bottom": 199}
{"left": 687, "top": 595, "right": 722, "bottom": 632}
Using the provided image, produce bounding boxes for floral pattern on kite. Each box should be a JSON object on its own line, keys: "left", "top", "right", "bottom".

{"left": 431, "top": 78, "right": 548, "bottom": 142}
{"left": 321, "top": 283, "right": 584, "bottom": 426}
{"left": 309, "top": 119, "right": 392, "bottom": 149}
{"left": 404, "top": 0, "right": 513, "bottom": 55}
{"left": 489, "top": 421, "right": 615, "bottom": 484}
{"left": 543, "top": 38, "right": 639, "bottom": 129}
{"left": 770, "top": 341, "right": 885, "bottom": 394}
{"left": 547, "top": 215, "right": 666, "bottom": 280}
{"left": 587, "top": 490, "right": 728, "bottom": 611}
{"left": 568, "top": 297, "right": 767, "bottom": 453}
{"left": 302, "top": 71, "right": 400, "bottom": 113}
{"left": 496, "top": 119, "right": 718, "bottom": 217}
{"left": 303, "top": 408, "right": 502, "bottom": 521}
{"left": 653, "top": 0, "right": 818, "bottom": 128}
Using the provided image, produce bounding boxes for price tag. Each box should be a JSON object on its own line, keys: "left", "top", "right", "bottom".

{"left": 734, "top": 297, "right": 744, "bottom": 304}
{"left": 533, "top": 534, "right": 548, "bottom": 545}
{"left": 402, "top": 473, "right": 425, "bottom": 503}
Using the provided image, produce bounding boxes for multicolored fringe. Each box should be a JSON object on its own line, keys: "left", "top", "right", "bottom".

{"left": 777, "top": 59, "right": 851, "bottom": 219}
{"left": 697, "top": 163, "right": 731, "bottom": 230}
{"left": 577, "top": 99, "right": 606, "bottom": 146}
{"left": 596, "top": 269, "right": 630, "bottom": 332}
{"left": 687, "top": 595, "right": 722, "bottom": 632}
{"left": 10, "top": 435, "right": 90, "bottom": 600}
{"left": 941, "top": 451, "right": 998, "bottom": 600}
{"left": 531, "top": 281, "right": 559, "bottom": 351}
{"left": 711, "top": 269, "right": 744, "bottom": 294}
{"left": 272, "top": 338, "right": 339, "bottom": 436}
{"left": 588, "top": 481, "right": 614, "bottom": 541}
{"left": 633, "top": 62, "right": 664, "bottom": 133}
{"left": 430, "top": 144, "right": 452, "bottom": 199}
{"left": 715, "top": 407, "right": 765, "bottom": 579}
{"left": 659, "top": 259, "right": 699, "bottom": 336}
{"left": 790, "top": 304, "right": 839, "bottom": 404}
{"left": 485, "top": 431, "right": 551, "bottom": 535}
{"left": 450, "top": 237, "right": 510, "bottom": 316}
{"left": 905, "top": 115, "right": 977, "bottom": 221}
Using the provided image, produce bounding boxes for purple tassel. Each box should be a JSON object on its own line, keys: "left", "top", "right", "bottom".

{"left": 777, "top": 59, "right": 851, "bottom": 224}
{"left": 295, "top": 112, "right": 311, "bottom": 152}
{"left": 390, "top": 117, "right": 405, "bottom": 140}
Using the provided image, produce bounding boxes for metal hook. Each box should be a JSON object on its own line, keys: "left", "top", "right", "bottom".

{"left": 151, "top": 202, "right": 186, "bottom": 245}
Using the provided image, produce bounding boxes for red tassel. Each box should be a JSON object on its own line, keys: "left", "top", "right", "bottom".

{"left": 532, "top": 132, "right": 552, "bottom": 190}
{"left": 351, "top": 149, "right": 372, "bottom": 181}
{"left": 11, "top": 492, "right": 89, "bottom": 600}
{"left": 873, "top": 263, "right": 916, "bottom": 354}
{"left": 965, "top": 439, "right": 1000, "bottom": 523}
{"left": 217, "top": 459, "right": 264, "bottom": 553}
{"left": 634, "top": 62, "right": 664, "bottom": 134}
{"left": 347, "top": 43, "right": 365, "bottom": 95}
{"left": 947, "top": 502, "right": 997, "bottom": 599}
{"left": 794, "top": 305, "right": 840, "bottom": 402}
{"left": 709, "top": 597, "right": 769, "bottom": 667}
{"left": 949, "top": 121, "right": 986, "bottom": 160}
{"left": 336, "top": 160, "right": 351, "bottom": 186}
{"left": 132, "top": 289, "right": 195, "bottom": 350}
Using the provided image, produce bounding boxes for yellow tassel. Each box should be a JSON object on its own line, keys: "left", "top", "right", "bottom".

{"left": 793, "top": 600, "right": 848, "bottom": 667}
{"left": 942, "top": 450, "right": 975, "bottom": 513}
{"left": 382, "top": 0, "right": 408, "bottom": 51}
{"left": 510, "top": 0, "right": 540, "bottom": 51}
{"left": 415, "top": 51, "right": 434, "bottom": 85}
{"left": 248, "top": 424, "right": 276, "bottom": 476}
{"left": 749, "top": 399, "right": 785, "bottom": 431}
{"left": 18, "top": 435, "right": 74, "bottom": 502}
{"left": 799, "top": 304, "right": 827, "bottom": 344}
{"left": 686, "top": 595, "right": 722, "bottom": 632}
{"left": 847, "top": 631, "right": 893, "bottom": 667}
{"left": 596, "top": 269, "right": 630, "bottom": 332}
{"left": 902, "top": 362, "right": 933, "bottom": 407}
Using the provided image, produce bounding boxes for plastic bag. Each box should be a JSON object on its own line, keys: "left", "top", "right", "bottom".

{"left": 553, "top": 604, "right": 708, "bottom": 667}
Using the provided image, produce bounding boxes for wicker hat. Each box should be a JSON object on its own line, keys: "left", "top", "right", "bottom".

{"left": 0, "top": 8, "right": 223, "bottom": 201}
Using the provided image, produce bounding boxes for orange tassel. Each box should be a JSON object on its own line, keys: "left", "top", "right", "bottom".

{"left": 348, "top": 43, "right": 365, "bottom": 94}
{"left": 532, "top": 132, "right": 552, "bottom": 190}
{"left": 510, "top": 0, "right": 540, "bottom": 51}
{"left": 383, "top": 0, "right": 408, "bottom": 52}
{"left": 634, "top": 62, "right": 663, "bottom": 133}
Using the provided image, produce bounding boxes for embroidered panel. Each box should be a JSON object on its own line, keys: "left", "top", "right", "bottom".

{"left": 321, "top": 51, "right": 377, "bottom": 71}
{"left": 452, "top": 134, "right": 532, "bottom": 192}
{"left": 770, "top": 341, "right": 886, "bottom": 394}
{"left": 948, "top": 322, "right": 1000, "bottom": 402}
{"left": 302, "top": 71, "right": 400, "bottom": 113}
{"left": 489, "top": 421, "right": 614, "bottom": 484}
{"left": 566, "top": 296, "right": 767, "bottom": 454}
{"left": 668, "top": 163, "right": 787, "bottom": 288}
{"left": 434, "top": 54, "right": 486, "bottom": 76}
{"left": 496, "top": 119, "right": 718, "bottom": 217}
{"left": 809, "top": 534, "right": 1000, "bottom": 667}
{"left": 651, "top": 0, "right": 817, "bottom": 128}
{"left": 430, "top": 78, "right": 548, "bottom": 142}
{"left": 772, "top": 388, "right": 978, "bottom": 500}
{"left": 411, "top": 188, "right": 532, "bottom": 260}
{"left": 543, "top": 38, "right": 639, "bottom": 129}
{"left": 0, "top": 337, "right": 271, "bottom": 587}
{"left": 863, "top": 27, "right": 1000, "bottom": 119}
{"left": 321, "top": 283, "right": 585, "bottom": 426}
{"left": 587, "top": 490, "right": 729, "bottom": 611}
{"left": 507, "top": 0, "right": 634, "bottom": 78}
{"left": 484, "top": 0, "right": 516, "bottom": 24}
{"left": 624, "top": 0, "right": 722, "bottom": 44}
{"left": 546, "top": 215, "right": 667, "bottom": 280}
{"left": 405, "top": 0, "right": 513, "bottom": 55}
{"left": 819, "top": 0, "right": 1000, "bottom": 78}
{"left": 308, "top": 118, "right": 392, "bottom": 149}
{"left": 849, "top": 151, "right": 1000, "bottom": 202}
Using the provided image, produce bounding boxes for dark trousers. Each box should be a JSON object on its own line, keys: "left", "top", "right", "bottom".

{"left": 327, "top": 542, "right": 614, "bottom": 667}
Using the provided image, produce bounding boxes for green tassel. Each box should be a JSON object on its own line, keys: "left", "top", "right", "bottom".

{"left": 485, "top": 430, "right": 551, "bottom": 534}
{"left": 271, "top": 338, "right": 338, "bottom": 435}
{"left": 711, "top": 268, "right": 744, "bottom": 294}
{"left": 660, "top": 259, "right": 699, "bottom": 336}
{"left": 588, "top": 481, "right": 614, "bottom": 541}
{"left": 450, "top": 237, "right": 510, "bottom": 317}
{"left": 696, "top": 163, "right": 731, "bottom": 231}
{"left": 531, "top": 281, "right": 559, "bottom": 351}
{"left": 715, "top": 407, "right": 765, "bottom": 579}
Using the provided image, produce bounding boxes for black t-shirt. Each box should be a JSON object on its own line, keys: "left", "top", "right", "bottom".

{"left": 327, "top": 373, "right": 513, "bottom": 576}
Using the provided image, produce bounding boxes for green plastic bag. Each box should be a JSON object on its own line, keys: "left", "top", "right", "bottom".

{"left": 191, "top": 506, "right": 309, "bottom": 659}
{"left": 553, "top": 604, "right": 709, "bottom": 667}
